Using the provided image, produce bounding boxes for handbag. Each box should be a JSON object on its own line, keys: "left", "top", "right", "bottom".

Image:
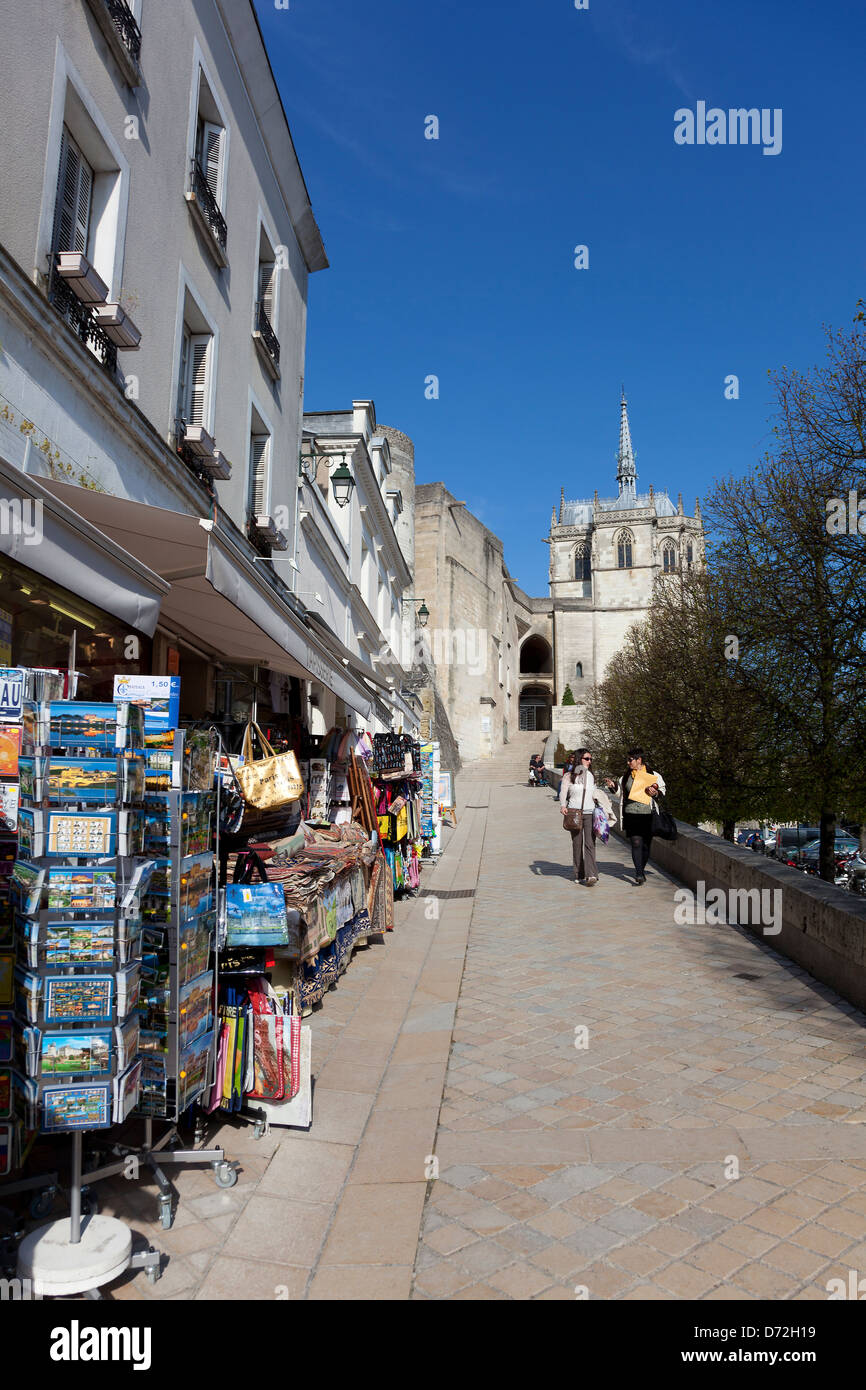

{"left": 225, "top": 882, "right": 290, "bottom": 947}
{"left": 563, "top": 778, "right": 588, "bottom": 832}
{"left": 236, "top": 722, "right": 305, "bottom": 811}
{"left": 651, "top": 797, "right": 678, "bottom": 841}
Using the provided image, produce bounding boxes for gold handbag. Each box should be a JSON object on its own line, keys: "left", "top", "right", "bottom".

{"left": 236, "top": 722, "right": 304, "bottom": 810}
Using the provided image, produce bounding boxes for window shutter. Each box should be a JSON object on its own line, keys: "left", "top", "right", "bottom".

{"left": 250, "top": 434, "right": 270, "bottom": 515}
{"left": 177, "top": 328, "right": 190, "bottom": 422}
{"left": 187, "top": 335, "right": 210, "bottom": 426}
{"left": 53, "top": 128, "right": 93, "bottom": 257}
{"left": 258, "top": 261, "right": 276, "bottom": 322}
{"left": 200, "top": 121, "right": 224, "bottom": 202}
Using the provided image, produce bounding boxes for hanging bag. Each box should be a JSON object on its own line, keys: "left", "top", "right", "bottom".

{"left": 651, "top": 796, "right": 678, "bottom": 841}
{"left": 592, "top": 805, "right": 610, "bottom": 843}
{"left": 236, "top": 721, "right": 305, "bottom": 810}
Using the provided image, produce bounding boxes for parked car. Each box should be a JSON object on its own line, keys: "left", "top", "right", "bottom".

{"left": 773, "top": 826, "right": 821, "bottom": 863}
{"left": 799, "top": 833, "right": 860, "bottom": 870}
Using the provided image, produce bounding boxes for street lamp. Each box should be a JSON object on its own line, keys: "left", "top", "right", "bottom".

{"left": 298, "top": 435, "right": 356, "bottom": 508}
{"left": 401, "top": 597, "right": 429, "bottom": 628}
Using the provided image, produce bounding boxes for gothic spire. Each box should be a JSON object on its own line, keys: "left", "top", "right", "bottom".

{"left": 559, "top": 487, "right": 565, "bottom": 523}
{"left": 616, "top": 387, "right": 637, "bottom": 502}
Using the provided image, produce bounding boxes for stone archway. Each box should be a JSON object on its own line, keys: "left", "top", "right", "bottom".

{"left": 519, "top": 684, "right": 552, "bottom": 731}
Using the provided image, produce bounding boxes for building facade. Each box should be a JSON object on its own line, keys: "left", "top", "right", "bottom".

{"left": 0, "top": 0, "right": 411, "bottom": 741}
{"left": 412, "top": 483, "right": 522, "bottom": 763}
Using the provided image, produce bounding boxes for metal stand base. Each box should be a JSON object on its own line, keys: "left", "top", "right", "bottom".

{"left": 80, "top": 1118, "right": 238, "bottom": 1230}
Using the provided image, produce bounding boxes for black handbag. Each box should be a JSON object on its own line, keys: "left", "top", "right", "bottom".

{"left": 651, "top": 798, "right": 678, "bottom": 841}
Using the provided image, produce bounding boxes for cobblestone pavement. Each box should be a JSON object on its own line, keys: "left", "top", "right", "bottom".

{"left": 92, "top": 747, "right": 866, "bottom": 1299}
{"left": 413, "top": 758, "right": 866, "bottom": 1300}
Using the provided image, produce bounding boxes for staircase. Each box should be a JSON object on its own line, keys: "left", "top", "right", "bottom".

{"left": 460, "top": 730, "right": 555, "bottom": 783}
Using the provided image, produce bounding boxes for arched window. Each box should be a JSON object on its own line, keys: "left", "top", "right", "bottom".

{"left": 574, "top": 546, "right": 591, "bottom": 582}
{"left": 575, "top": 662, "right": 583, "bottom": 679}
{"left": 662, "top": 542, "right": 677, "bottom": 573}
{"left": 616, "top": 530, "right": 633, "bottom": 569}
{"left": 686, "top": 541, "right": 694, "bottom": 567}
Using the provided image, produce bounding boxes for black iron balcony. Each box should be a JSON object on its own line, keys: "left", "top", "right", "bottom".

{"left": 49, "top": 267, "right": 118, "bottom": 377}
{"left": 188, "top": 158, "right": 227, "bottom": 255}
{"left": 254, "top": 300, "right": 280, "bottom": 367}
{"left": 173, "top": 418, "right": 215, "bottom": 492}
{"left": 103, "top": 0, "right": 142, "bottom": 61}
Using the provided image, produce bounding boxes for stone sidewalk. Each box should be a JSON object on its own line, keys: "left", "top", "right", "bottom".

{"left": 100, "top": 752, "right": 866, "bottom": 1299}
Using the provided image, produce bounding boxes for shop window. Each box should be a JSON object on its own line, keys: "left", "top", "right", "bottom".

{"left": 0, "top": 551, "right": 149, "bottom": 699}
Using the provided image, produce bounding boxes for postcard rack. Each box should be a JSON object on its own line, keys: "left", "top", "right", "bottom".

{"left": 74, "top": 727, "right": 236, "bottom": 1232}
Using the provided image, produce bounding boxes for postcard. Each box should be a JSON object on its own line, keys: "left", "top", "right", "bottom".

{"left": 41, "top": 1082, "right": 112, "bottom": 1131}
{"left": 43, "top": 974, "right": 114, "bottom": 1025}
{"left": 0, "top": 1012, "right": 11, "bottom": 1061}
{"left": 43, "top": 918, "right": 115, "bottom": 967}
{"left": 177, "top": 1028, "right": 214, "bottom": 1113}
{"left": 0, "top": 1121, "right": 12, "bottom": 1174}
{"left": 41, "top": 1029, "right": 112, "bottom": 1078}
{"left": 179, "top": 918, "right": 213, "bottom": 985}
{"left": 0, "top": 1068, "right": 10, "bottom": 1118}
{"left": 0, "top": 668, "right": 25, "bottom": 721}
{"left": 44, "top": 701, "right": 144, "bottom": 753}
{"left": 179, "top": 852, "right": 214, "bottom": 920}
{"left": 47, "top": 867, "right": 116, "bottom": 912}
{"left": 115, "top": 1015, "right": 140, "bottom": 1070}
{"left": 46, "top": 810, "right": 117, "bottom": 857}
{"left": 0, "top": 953, "right": 13, "bottom": 1005}
{"left": 0, "top": 725, "right": 21, "bottom": 777}
{"left": 113, "top": 1059, "right": 142, "bottom": 1123}
{"left": 16, "top": 807, "right": 41, "bottom": 859}
{"left": 0, "top": 783, "right": 18, "bottom": 832}
{"left": 178, "top": 971, "right": 213, "bottom": 1050}
{"left": 46, "top": 757, "right": 121, "bottom": 805}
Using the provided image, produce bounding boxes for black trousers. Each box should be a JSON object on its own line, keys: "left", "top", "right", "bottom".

{"left": 623, "top": 811, "right": 654, "bottom": 876}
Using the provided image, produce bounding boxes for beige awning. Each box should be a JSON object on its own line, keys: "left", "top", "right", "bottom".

{"left": 38, "top": 481, "right": 374, "bottom": 720}
{"left": 0, "top": 456, "right": 168, "bottom": 635}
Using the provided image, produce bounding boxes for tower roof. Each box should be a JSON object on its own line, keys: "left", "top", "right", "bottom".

{"left": 617, "top": 388, "right": 637, "bottom": 501}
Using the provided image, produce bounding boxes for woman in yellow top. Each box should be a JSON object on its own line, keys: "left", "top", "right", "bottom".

{"left": 605, "top": 747, "right": 666, "bottom": 886}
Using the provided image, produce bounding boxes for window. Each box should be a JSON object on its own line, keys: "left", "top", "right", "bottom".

{"left": 662, "top": 542, "right": 677, "bottom": 573}
{"left": 52, "top": 128, "right": 93, "bottom": 259}
{"left": 616, "top": 530, "right": 633, "bottom": 569}
{"left": 177, "top": 325, "right": 211, "bottom": 429}
{"left": 253, "top": 224, "right": 280, "bottom": 375}
{"left": 575, "top": 662, "right": 583, "bottom": 679}
{"left": 686, "top": 541, "right": 694, "bottom": 567}
{"left": 186, "top": 58, "right": 228, "bottom": 259}
{"left": 249, "top": 432, "right": 271, "bottom": 516}
{"left": 574, "top": 546, "right": 591, "bottom": 582}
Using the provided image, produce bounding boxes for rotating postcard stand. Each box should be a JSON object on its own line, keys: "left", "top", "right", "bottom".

{"left": 65, "top": 728, "right": 236, "bottom": 1235}
{"left": 12, "top": 697, "right": 161, "bottom": 1292}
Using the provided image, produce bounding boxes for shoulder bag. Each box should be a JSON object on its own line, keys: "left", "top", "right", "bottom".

{"left": 563, "top": 777, "right": 588, "bottom": 832}
{"left": 651, "top": 795, "right": 678, "bottom": 841}
{"left": 236, "top": 721, "right": 305, "bottom": 811}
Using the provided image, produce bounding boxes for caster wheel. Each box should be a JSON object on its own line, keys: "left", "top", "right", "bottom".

{"left": 159, "top": 1201, "right": 173, "bottom": 1230}
{"left": 146, "top": 1265, "right": 161, "bottom": 1284}
{"left": 253, "top": 1121, "right": 266, "bottom": 1141}
{"left": 213, "top": 1163, "right": 238, "bottom": 1189}
{"left": 80, "top": 1191, "right": 100, "bottom": 1217}
{"left": 30, "top": 1189, "right": 54, "bottom": 1220}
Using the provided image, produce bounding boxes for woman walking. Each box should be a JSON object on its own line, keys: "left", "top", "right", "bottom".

{"left": 608, "top": 747, "right": 666, "bottom": 886}
{"left": 560, "top": 747, "right": 603, "bottom": 886}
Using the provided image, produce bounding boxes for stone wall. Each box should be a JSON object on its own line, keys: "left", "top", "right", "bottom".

{"left": 630, "top": 819, "right": 866, "bottom": 1014}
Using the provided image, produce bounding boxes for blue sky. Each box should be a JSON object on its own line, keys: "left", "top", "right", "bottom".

{"left": 255, "top": 0, "right": 866, "bottom": 595}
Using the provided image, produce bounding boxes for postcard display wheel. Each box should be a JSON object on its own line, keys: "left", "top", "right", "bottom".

{"left": 11, "top": 698, "right": 160, "bottom": 1292}
{"left": 68, "top": 726, "right": 236, "bottom": 1236}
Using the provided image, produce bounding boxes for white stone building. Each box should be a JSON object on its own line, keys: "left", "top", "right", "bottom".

{"left": 520, "top": 392, "right": 704, "bottom": 741}
{"left": 0, "top": 0, "right": 394, "bottom": 734}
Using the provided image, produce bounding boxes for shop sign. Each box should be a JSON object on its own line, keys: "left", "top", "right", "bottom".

{"left": 305, "top": 645, "right": 333, "bottom": 687}
{"left": 0, "top": 668, "right": 25, "bottom": 721}
{"left": 113, "top": 675, "right": 180, "bottom": 736}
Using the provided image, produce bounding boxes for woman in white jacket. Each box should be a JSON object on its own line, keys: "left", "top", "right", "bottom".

{"left": 559, "top": 748, "right": 608, "bottom": 886}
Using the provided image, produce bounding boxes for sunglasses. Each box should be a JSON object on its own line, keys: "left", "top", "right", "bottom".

{"left": 581, "top": 755, "right": 593, "bottom": 762}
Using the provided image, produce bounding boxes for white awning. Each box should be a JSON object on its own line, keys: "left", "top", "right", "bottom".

{"left": 0, "top": 456, "right": 168, "bottom": 635}
{"left": 38, "top": 481, "right": 374, "bottom": 720}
